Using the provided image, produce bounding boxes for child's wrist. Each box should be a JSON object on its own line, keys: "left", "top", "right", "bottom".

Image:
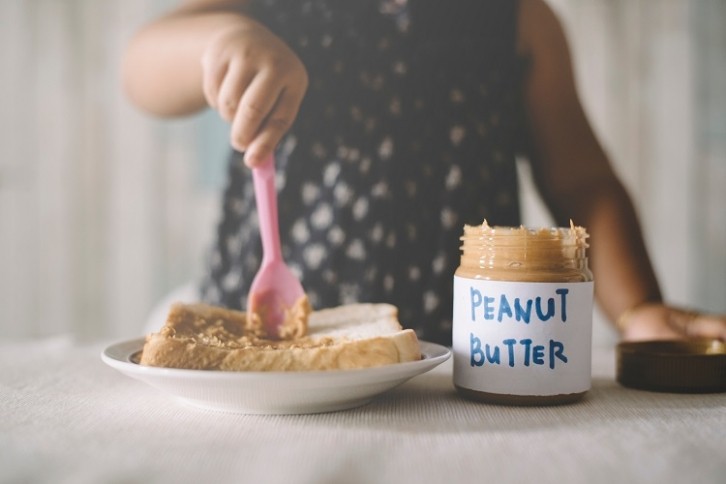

{"left": 615, "top": 300, "right": 661, "bottom": 333}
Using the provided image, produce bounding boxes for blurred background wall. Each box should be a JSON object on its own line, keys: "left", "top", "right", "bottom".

{"left": 1, "top": 0, "right": 724, "bottom": 341}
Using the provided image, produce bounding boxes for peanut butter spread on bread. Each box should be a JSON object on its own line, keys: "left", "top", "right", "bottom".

{"left": 160, "top": 301, "right": 326, "bottom": 350}
{"left": 246, "top": 296, "right": 311, "bottom": 340}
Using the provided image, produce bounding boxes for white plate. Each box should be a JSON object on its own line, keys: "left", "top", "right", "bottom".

{"left": 102, "top": 339, "right": 451, "bottom": 414}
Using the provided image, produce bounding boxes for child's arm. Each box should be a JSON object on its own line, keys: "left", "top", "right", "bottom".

{"left": 123, "top": 0, "right": 308, "bottom": 166}
{"left": 518, "top": 0, "right": 725, "bottom": 341}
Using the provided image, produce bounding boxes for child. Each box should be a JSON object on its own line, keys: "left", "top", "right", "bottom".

{"left": 124, "top": 0, "right": 725, "bottom": 345}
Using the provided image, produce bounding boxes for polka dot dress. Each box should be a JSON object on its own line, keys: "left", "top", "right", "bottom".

{"left": 201, "top": 0, "right": 526, "bottom": 346}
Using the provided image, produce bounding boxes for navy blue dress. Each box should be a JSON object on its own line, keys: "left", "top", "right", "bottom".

{"left": 201, "top": 0, "right": 526, "bottom": 346}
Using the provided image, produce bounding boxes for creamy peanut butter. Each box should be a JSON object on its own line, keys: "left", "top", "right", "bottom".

{"left": 164, "top": 297, "right": 327, "bottom": 350}
{"left": 247, "top": 295, "right": 311, "bottom": 340}
{"left": 457, "top": 220, "right": 590, "bottom": 282}
{"left": 453, "top": 220, "right": 594, "bottom": 405}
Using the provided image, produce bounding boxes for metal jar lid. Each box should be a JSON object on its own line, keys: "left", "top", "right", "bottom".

{"left": 616, "top": 339, "right": 726, "bottom": 393}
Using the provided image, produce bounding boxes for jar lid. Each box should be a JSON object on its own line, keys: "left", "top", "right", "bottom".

{"left": 616, "top": 339, "right": 726, "bottom": 393}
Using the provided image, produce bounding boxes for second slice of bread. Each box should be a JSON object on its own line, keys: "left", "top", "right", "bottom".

{"left": 140, "top": 302, "right": 421, "bottom": 371}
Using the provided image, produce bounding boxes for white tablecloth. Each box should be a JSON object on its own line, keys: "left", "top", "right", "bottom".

{"left": 1, "top": 336, "right": 724, "bottom": 484}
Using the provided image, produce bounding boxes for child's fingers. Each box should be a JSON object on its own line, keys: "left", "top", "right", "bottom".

{"left": 677, "top": 312, "right": 726, "bottom": 341}
{"left": 201, "top": 55, "right": 229, "bottom": 110}
{"left": 230, "top": 72, "right": 285, "bottom": 152}
{"left": 216, "top": 61, "right": 255, "bottom": 122}
{"left": 243, "top": 85, "right": 305, "bottom": 167}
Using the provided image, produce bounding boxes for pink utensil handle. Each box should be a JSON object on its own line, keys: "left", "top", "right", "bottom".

{"left": 252, "top": 154, "right": 282, "bottom": 263}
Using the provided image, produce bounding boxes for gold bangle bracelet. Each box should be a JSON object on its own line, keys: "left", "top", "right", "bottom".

{"left": 616, "top": 308, "right": 635, "bottom": 333}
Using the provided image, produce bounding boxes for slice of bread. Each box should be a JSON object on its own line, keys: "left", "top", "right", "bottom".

{"left": 140, "top": 302, "right": 421, "bottom": 371}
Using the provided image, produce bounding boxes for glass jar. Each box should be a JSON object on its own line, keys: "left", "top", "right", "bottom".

{"left": 452, "top": 222, "right": 594, "bottom": 405}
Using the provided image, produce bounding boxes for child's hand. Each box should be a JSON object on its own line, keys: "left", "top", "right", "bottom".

{"left": 619, "top": 303, "right": 726, "bottom": 342}
{"left": 201, "top": 23, "right": 308, "bottom": 167}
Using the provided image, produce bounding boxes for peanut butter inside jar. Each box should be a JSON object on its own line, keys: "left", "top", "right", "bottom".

{"left": 452, "top": 221, "right": 594, "bottom": 405}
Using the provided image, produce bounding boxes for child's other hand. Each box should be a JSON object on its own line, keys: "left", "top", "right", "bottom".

{"left": 201, "top": 23, "right": 308, "bottom": 167}
{"left": 620, "top": 303, "right": 726, "bottom": 342}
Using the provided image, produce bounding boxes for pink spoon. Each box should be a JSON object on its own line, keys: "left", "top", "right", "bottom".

{"left": 247, "top": 153, "right": 306, "bottom": 339}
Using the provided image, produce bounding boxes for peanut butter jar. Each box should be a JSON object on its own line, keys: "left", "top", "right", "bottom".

{"left": 452, "top": 221, "right": 594, "bottom": 405}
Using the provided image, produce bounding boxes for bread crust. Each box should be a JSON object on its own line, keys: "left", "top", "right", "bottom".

{"left": 140, "top": 303, "right": 422, "bottom": 371}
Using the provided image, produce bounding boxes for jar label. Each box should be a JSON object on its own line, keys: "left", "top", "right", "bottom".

{"left": 453, "top": 277, "right": 594, "bottom": 396}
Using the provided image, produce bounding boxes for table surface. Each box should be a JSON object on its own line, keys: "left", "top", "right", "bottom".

{"left": 1, "top": 336, "right": 724, "bottom": 484}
